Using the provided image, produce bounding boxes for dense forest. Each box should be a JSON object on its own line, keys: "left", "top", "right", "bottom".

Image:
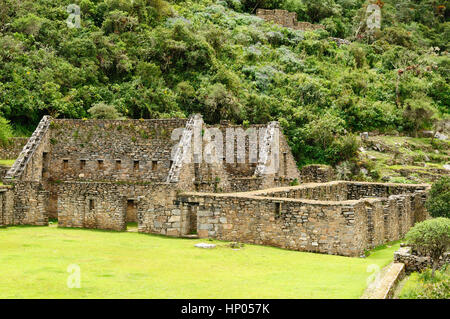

{"left": 0, "top": 0, "right": 448, "bottom": 166}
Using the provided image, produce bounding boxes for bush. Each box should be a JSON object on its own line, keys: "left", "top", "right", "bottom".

{"left": 425, "top": 177, "right": 450, "bottom": 218}
{"left": 88, "top": 103, "right": 123, "bottom": 119}
{"left": 405, "top": 218, "right": 450, "bottom": 277}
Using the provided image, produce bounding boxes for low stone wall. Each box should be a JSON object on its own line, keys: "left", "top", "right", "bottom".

{"left": 0, "top": 165, "right": 10, "bottom": 179}
{"left": 300, "top": 165, "right": 335, "bottom": 183}
{"left": 178, "top": 193, "right": 367, "bottom": 256}
{"left": 0, "top": 137, "right": 28, "bottom": 160}
{"left": 394, "top": 247, "right": 450, "bottom": 273}
{"left": 177, "top": 183, "right": 429, "bottom": 256}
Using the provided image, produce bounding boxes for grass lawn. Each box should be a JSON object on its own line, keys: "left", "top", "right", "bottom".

{"left": 0, "top": 159, "right": 15, "bottom": 166}
{"left": 0, "top": 225, "right": 400, "bottom": 299}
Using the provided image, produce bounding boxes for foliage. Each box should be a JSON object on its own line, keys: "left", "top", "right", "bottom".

{"left": 405, "top": 218, "right": 450, "bottom": 277}
{"left": 425, "top": 177, "right": 450, "bottom": 219}
{"left": 0, "top": 117, "right": 13, "bottom": 146}
{"left": 88, "top": 102, "right": 123, "bottom": 119}
{"left": 0, "top": 0, "right": 447, "bottom": 166}
{"left": 400, "top": 267, "right": 450, "bottom": 299}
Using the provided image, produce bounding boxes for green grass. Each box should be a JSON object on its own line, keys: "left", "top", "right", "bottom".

{"left": 0, "top": 159, "right": 15, "bottom": 166}
{"left": 0, "top": 226, "right": 400, "bottom": 299}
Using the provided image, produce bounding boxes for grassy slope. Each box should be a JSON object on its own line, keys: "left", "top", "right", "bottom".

{"left": 0, "top": 225, "right": 399, "bottom": 298}
{"left": 360, "top": 135, "right": 450, "bottom": 184}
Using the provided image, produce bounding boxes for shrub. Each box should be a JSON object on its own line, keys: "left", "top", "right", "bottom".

{"left": 405, "top": 218, "right": 450, "bottom": 277}
{"left": 88, "top": 103, "right": 123, "bottom": 119}
{"left": 425, "top": 177, "right": 450, "bottom": 218}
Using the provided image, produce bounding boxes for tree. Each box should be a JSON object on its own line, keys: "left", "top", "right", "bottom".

{"left": 0, "top": 116, "right": 13, "bottom": 146}
{"left": 425, "top": 177, "right": 450, "bottom": 218}
{"left": 405, "top": 218, "right": 450, "bottom": 277}
{"left": 88, "top": 103, "right": 123, "bottom": 119}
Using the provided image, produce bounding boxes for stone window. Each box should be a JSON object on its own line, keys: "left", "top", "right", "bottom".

{"left": 42, "top": 152, "right": 48, "bottom": 178}
{"left": 89, "top": 199, "right": 95, "bottom": 211}
{"left": 169, "top": 160, "right": 173, "bottom": 169}
{"left": 63, "top": 159, "right": 69, "bottom": 170}
{"left": 80, "top": 160, "right": 86, "bottom": 170}
{"left": 115, "top": 160, "right": 121, "bottom": 170}
{"left": 133, "top": 160, "right": 140, "bottom": 171}
{"left": 152, "top": 160, "right": 157, "bottom": 171}
{"left": 283, "top": 152, "right": 287, "bottom": 176}
{"left": 274, "top": 202, "right": 281, "bottom": 216}
{"left": 97, "top": 160, "right": 104, "bottom": 170}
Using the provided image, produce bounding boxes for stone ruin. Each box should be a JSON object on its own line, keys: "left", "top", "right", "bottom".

{"left": 0, "top": 114, "right": 431, "bottom": 257}
{"left": 256, "top": 9, "right": 325, "bottom": 31}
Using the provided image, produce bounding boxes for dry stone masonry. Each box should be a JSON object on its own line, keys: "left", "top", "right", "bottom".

{"left": 256, "top": 9, "right": 325, "bottom": 31}
{"left": 0, "top": 115, "right": 431, "bottom": 257}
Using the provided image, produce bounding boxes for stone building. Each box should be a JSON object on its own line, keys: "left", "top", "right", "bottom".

{"left": 0, "top": 114, "right": 430, "bottom": 257}
{"left": 256, "top": 9, "right": 325, "bottom": 31}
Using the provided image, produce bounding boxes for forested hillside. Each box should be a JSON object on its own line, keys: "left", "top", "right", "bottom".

{"left": 0, "top": 0, "right": 448, "bottom": 166}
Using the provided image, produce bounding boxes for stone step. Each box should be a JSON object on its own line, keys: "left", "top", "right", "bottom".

{"left": 181, "top": 234, "right": 199, "bottom": 239}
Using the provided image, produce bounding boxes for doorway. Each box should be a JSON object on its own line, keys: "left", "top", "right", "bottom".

{"left": 126, "top": 199, "right": 138, "bottom": 232}
{"left": 186, "top": 204, "right": 197, "bottom": 235}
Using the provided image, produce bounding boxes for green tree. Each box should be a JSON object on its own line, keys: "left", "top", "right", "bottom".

{"left": 425, "top": 177, "right": 450, "bottom": 219}
{"left": 405, "top": 218, "right": 450, "bottom": 277}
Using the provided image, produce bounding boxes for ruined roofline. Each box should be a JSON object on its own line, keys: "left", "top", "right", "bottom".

{"left": 4, "top": 115, "right": 52, "bottom": 182}
{"left": 51, "top": 117, "right": 189, "bottom": 123}
{"left": 178, "top": 190, "right": 428, "bottom": 207}
{"left": 180, "top": 180, "right": 430, "bottom": 197}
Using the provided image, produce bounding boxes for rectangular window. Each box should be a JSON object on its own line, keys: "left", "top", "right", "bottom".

{"left": 63, "top": 159, "right": 68, "bottom": 170}
{"left": 115, "top": 160, "right": 121, "bottom": 170}
{"left": 133, "top": 160, "right": 139, "bottom": 171}
{"left": 89, "top": 199, "right": 95, "bottom": 211}
{"left": 152, "top": 160, "right": 157, "bottom": 171}
{"left": 169, "top": 160, "right": 173, "bottom": 169}
{"left": 80, "top": 160, "right": 86, "bottom": 170}
{"left": 274, "top": 202, "right": 281, "bottom": 216}
{"left": 97, "top": 160, "right": 104, "bottom": 170}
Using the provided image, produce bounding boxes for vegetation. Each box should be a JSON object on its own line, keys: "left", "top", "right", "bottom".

{"left": 399, "top": 267, "right": 450, "bottom": 299}
{"left": 0, "top": 225, "right": 399, "bottom": 298}
{"left": 88, "top": 102, "right": 123, "bottom": 119}
{"left": 426, "top": 177, "right": 450, "bottom": 218}
{"left": 0, "top": 159, "right": 16, "bottom": 166}
{"left": 405, "top": 218, "right": 450, "bottom": 277}
{"left": 0, "top": 0, "right": 448, "bottom": 167}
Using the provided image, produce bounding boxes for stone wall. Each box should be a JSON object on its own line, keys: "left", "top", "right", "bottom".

{"left": 51, "top": 181, "right": 180, "bottom": 232}
{"left": 256, "top": 9, "right": 325, "bottom": 31}
{"left": 0, "top": 137, "right": 28, "bottom": 160}
{"left": 299, "top": 165, "right": 335, "bottom": 183}
{"left": 47, "top": 118, "right": 187, "bottom": 182}
{"left": 177, "top": 192, "right": 367, "bottom": 256}
{"left": 0, "top": 186, "right": 14, "bottom": 226}
{"left": 176, "top": 182, "right": 429, "bottom": 257}
{"left": 394, "top": 247, "right": 449, "bottom": 273}
{"left": 9, "top": 181, "right": 48, "bottom": 226}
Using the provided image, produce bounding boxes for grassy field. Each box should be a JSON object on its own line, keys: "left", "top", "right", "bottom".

{"left": 0, "top": 159, "right": 15, "bottom": 166}
{"left": 0, "top": 225, "right": 400, "bottom": 299}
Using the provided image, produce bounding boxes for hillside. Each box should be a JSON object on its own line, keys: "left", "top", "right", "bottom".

{"left": 0, "top": 0, "right": 448, "bottom": 169}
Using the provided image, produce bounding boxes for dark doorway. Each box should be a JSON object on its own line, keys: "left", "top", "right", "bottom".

{"left": 187, "top": 205, "right": 197, "bottom": 235}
